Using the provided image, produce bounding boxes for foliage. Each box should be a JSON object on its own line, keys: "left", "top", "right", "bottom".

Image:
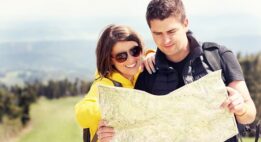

{"left": 238, "top": 53, "right": 261, "bottom": 137}
{"left": 0, "top": 78, "right": 92, "bottom": 126}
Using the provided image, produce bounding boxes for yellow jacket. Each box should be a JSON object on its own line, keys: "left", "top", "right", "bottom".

{"left": 75, "top": 71, "right": 139, "bottom": 141}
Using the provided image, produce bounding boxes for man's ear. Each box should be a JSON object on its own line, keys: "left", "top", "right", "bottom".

{"left": 183, "top": 18, "right": 189, "bottom": 31}
{"left": 183, "top": 18, "right": 189, "bottom": 28}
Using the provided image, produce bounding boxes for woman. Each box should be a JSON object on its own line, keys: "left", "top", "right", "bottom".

{"left": 75, "top": 24, "right": 155, "bottom": 142}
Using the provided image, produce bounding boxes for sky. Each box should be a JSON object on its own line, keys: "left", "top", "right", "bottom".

{"left": 0, "top": 0, "right": 261, "bottom": 53}
{"left": 0, "top": 0, "right": 260, "bottom": 20}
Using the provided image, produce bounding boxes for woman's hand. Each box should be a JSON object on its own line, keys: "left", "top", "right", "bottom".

{"left": 142, "top": 52, "right": 156, "bottom": 74}
{"left": 97, "top": 120, "right": 115, "bottom": 142}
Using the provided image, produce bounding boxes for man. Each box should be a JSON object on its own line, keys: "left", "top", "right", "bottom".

{"left": 134, "top": 0, "right": 256, "bottom": 141}
{"left": 97, "top": 0, "right": 256, "bottom": 141}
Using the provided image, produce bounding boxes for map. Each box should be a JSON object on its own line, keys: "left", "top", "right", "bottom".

{"left": 98, "top": 71, "right": 238, "bottom": 142}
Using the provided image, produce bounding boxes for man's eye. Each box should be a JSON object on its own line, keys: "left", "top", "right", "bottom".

{"left": 153, "top": 33, "right": 161, "bottom": 36}
{"left": 169, "top": 30, "right": 176, "bottom": 34}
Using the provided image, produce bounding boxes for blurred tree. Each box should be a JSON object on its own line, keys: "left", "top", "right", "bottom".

{"left": 239, "top": 53, "right": 261, "bottom": 136}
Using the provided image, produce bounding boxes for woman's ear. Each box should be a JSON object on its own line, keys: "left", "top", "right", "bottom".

{"left": 111, "top": 58, "right": 115, "bottom": 65}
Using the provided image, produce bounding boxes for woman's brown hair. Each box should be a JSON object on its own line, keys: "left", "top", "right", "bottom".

{"left": 96, "top": 24, "right": 144, "bottom": 78}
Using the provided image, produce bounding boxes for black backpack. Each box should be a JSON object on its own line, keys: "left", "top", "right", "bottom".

{"left": 83, "top": 78, "right": 122, "bottom": 142}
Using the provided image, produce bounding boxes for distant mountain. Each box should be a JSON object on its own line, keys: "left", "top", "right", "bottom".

{"left": 1, "top": 14, "right": 260, "bottom": 86}
{"left": 0, "top": 69, "right": 90, "bottom": 87}
{"left": 0, "top": 40, "right": 97, "bottom": 86}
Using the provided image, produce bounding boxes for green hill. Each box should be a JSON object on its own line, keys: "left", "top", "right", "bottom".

{"left": 18, "top": 96, "right": 83, "bottom": 142}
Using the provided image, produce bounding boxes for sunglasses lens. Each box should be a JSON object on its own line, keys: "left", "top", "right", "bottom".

{"left": 113, "top": 46, "right": 141, "bottom": 63}
{"left": 115, "top": 52, "right": 128, "bottom": 63}
{"left": 130, "top": 46, "right": 141, "bottom": 57}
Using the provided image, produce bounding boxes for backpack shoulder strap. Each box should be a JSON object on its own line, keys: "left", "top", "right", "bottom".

{"left": 202, "top": 42, "right": 228, "bottom": 84}
{"left": 107, "top": 78, "right": 123, "bottom": 87}
{"left": 255, "top": 120, "right": 260, "bottom": 142}
{"left": 202, "top": 42, "right": 222, "bottom": 71}
{"left": 94, "top": 77, "right": 123, "bottom": 87}
{"left": 83, "top": 128, "right": 91, "bottom": 142}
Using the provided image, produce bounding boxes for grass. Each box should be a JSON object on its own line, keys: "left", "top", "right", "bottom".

{"left": 0, "top": 117, "right": 23, "bottom": 142}
{"left": 18, "top": 96, "right": 83, "bottom": 142}
{"left": 243, "top": 137, "right": 260, "bottom": 142}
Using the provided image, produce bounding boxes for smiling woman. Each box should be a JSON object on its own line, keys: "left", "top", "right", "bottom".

{"left": 74, "top": 24, "right": 147, "bottom": 142}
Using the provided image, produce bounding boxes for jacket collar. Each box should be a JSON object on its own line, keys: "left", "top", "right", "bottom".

{"left": 95, "top": 70, "right": 140, "bottom": 88}
{"left": 155, "top": 49, "right": 171, "bottom": 70}
{"left": 109, "top": 71, "right": 140, "bottom": 86}
{"left": 155, "top": 32, "right": 203, "bottom": 70}
{"left": 187, "top": 32, "right": 203, "bottom": 62}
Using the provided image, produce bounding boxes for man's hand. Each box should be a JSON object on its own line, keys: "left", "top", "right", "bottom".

{"left": 97, "top": 120, "right": 115, "bottom": 142}
{"left": 221, "top": 87, "right": 246, "bottom": 116}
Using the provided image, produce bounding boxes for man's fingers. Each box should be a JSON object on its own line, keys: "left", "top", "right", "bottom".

{"left": 221, "top": 99, "right": 230, "bottom": 109}
{"left": 226, "top": 87, "right": 244, "bottom": 112}
{"left": 229, "top": 97, "right": 245, "bottom": 112}
{"left": 228, "top": 99, "right": 242, "bottom": 110}
{"left": 226, "top": 86, "right": 237, "bottom": 96}
{"left": 229, "top": 103, "right": 244, "bottom": 114}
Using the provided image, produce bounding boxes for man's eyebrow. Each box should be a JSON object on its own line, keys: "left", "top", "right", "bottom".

{"left": 152, "top": 28, "right": 178, "bottom": 34}
{"left": 152, "top": 31, "right": 162, "bottom": 34}
{"left": 167, "top": 28, "right": 178, "bottom": 32}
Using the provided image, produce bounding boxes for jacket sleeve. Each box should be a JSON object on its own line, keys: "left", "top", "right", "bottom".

{"left": 74, "top": 82, "right": 101, "bottom": 128}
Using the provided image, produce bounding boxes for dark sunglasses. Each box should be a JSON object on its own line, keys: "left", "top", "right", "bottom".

{"left": 112, "top": 46, "right": 142, "bottom": 63}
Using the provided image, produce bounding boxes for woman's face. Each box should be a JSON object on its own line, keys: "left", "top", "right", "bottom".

{"left": 111, "top": 41, "right": 142, "bottom": 80}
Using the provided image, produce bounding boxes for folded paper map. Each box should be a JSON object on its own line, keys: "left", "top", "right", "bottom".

{"left": 98, "top": 70, "right": 238, "bottom": 142}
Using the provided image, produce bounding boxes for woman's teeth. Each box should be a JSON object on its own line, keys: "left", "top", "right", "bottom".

{"left": 126, "top": 63, "right": 136, "bottom": 68}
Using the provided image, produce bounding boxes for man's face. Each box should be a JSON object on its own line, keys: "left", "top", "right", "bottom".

{"left": 150, "top": 16, "right": 189, "bottom": 60}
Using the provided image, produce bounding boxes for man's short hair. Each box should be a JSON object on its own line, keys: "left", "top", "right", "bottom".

{"left": 146, "top": 0, "right": 186, "bottom": 27}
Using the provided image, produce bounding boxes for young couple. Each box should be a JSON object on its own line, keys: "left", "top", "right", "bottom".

{"left": 75, "top": 0, "right": 256, "bottom": 142}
